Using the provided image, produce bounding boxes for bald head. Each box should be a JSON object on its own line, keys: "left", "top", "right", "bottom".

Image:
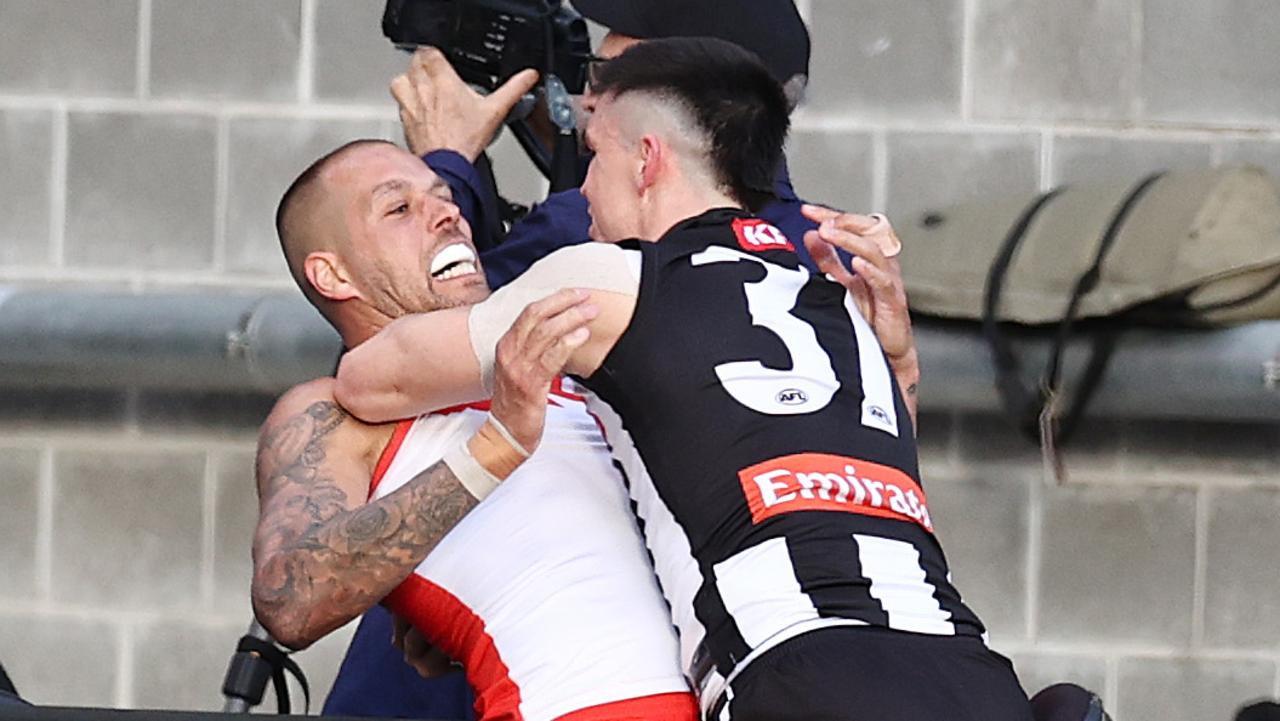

{"left": 275, "top": 140, "right": 487, "bottom": 344}
{"left": 276, "top": 139, "right": 394, "bottom": 315}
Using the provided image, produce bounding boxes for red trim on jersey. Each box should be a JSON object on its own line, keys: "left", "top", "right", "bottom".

{"left": 433, "top": 400, "right": 493, "bottom": 415}
{"left": 386, "top": 575, "right": 524, "bottom": 721}
{"left": 556, "top": 692, "right": 698, "bottom": 721}
{"left": 738, "top": 452, "right": 934, "bottom": 532}
{"left": 368, "top": 419, "right": 415, "bottom": 500}
{"left": 550, "top": 377, "right": 585, "bottom": 403}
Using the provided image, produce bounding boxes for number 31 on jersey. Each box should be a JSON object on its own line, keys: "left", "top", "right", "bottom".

{"left": 690, "top": 246, "right": 899, "bottom": 437}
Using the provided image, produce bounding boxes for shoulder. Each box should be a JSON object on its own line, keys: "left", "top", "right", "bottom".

{"left": 258, "top": 377, "right": 394, "bottom": 478}
{"left": 543, "top": 240, "right": 636, "bottom": 265}
{"left": 511, "top": 242, "right": 641, "bottom": 295}
{"left": 262, "top": 377, "right": 341, "bottom": 431}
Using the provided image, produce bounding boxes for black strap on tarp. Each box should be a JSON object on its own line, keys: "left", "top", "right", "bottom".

{"left": 983, "top": 172, "right": 1166, "bottom": 459}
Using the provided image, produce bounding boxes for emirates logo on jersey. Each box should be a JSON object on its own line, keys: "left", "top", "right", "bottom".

{"left": 732, "top": 218, "right": 794, "bottom": 253}
{"left": 738, "top": 453, "right": 934, "bottom": 532}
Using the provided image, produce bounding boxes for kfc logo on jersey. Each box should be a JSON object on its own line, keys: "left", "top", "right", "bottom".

{"left": 732, "top": 218, "right": 794, "bottom": 253}
{"left": 738, "top": 452, "right": 933, "bottom": 532}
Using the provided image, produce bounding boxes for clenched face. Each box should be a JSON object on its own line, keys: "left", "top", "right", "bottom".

{"left": 580, "top": 96, "right": 644, "bottom": 243}
{"left": 328, "top": 143, "right": 489, "bottom": 317}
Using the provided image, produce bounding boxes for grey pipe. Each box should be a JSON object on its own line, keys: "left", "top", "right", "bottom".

{"left": 0, "top": 286, "right": 1276, "bottom": 422}
{"left": 915, "top": 319, "right": 1280, "bottom": 422}
{"left": 0, "top": 286, "right": 341, "bottom": 393}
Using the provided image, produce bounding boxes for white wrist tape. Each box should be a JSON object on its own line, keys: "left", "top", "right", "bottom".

{"left": 486, "top": 413, "right": 531, "bottom": 459}
{"left": 442, "top": 441, "right": 502, "bottom": 501}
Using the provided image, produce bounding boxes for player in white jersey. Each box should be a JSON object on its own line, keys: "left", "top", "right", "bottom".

{"left": 369, "top": 386, "right": 693, "bottom": 721}
{"left": 251, "top": 139, "right": 697, "bottom": 721}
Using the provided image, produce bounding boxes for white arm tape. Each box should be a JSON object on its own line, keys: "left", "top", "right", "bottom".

{"left": 486, "top": 413, "right": 531, "bottom": 458}
{"left": 468, "top": 243, "right": 642, "bottom": 393}
{"left": 442, "top": 441, "right": 502, "bottom": 501}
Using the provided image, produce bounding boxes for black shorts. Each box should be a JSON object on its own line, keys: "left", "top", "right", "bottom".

{"left": 710, "top": 626, "right": 1034, "bottom": 721}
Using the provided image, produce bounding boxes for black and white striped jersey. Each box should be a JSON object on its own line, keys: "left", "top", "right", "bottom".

{"left": 578, "top": 208, "right": 985, "bottom": 705}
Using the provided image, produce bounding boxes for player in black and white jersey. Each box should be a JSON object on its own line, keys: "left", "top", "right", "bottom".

{"left": 335, "top": 37, "right": 1034, "bottom": 721}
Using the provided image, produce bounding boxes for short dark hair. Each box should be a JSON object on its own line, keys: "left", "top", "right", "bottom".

{"left": 590, "top": 37, "right": 789, "bottom": 212}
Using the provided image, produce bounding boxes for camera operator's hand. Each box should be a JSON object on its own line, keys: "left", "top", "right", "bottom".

{"left": 391, "top": 47, "right": 540, "bottom": 162}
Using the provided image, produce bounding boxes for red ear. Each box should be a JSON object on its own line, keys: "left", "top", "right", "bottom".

{"left": 638, "top": 134, "right": 662, "bottom": 190}
{"left": 304, "top": 251, "right": 360, "bottom": 303}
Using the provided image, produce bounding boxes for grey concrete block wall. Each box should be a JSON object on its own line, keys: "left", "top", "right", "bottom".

{"left": 1051, "top": 136, "right": 1216, "bottom": 186}
{"left": 64, "top": 112, "right": 218, "bottom": 270}
{"left": 805, "top": 0, "right": 962, "bottom": 119}
{"left": 0, "top": 0, "right": 139, "bottom": 96}
{"left": 1039, "top": 484, "right": 1198, "bottom": 647}
{"left": 970, "top": 0, "right": 1137, "bottom": 123}
{"left": 784, "top": 129, "right": 876, "bottom": 213}
{"left": 884, "top": 131, "right": 1041, "bottom": 218}
{"left": 2, "top": 0, "right": 1280, "bottom": 714}
{"left": 313, "top": 0, "right": 409, "bottom": 103}
{"left": 1140, "top": 0, "right": 1280, "bottom": 127}
{"left": 0, "top": 447, "right": 41, "bottom": 601}
{"left": 50, "top": 449, "right": 207, "bottom": 611}
{"left": 150, "top": 0, "right": 302, "bottom": 101}
{"left": 1117, "top": 658, "right": 1278, "bottom": 721}
{"left": 0, "top": 616, "right": 122, "bottom": 706}
{"left": 0, "top": 108, "right": 53, "bottom": 266}
{"left": 1205, "top": 487, "right": 1280, "bottom": 650}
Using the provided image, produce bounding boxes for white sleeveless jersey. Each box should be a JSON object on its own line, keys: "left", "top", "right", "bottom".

{"left": 372, "top": 383, "right": 689, "bottom": 721}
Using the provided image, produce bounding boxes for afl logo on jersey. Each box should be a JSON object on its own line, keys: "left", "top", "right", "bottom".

{"left": 732, "top": 218, "right": 794, "bottom": 253}
{"left": 776, "top": 388, "right": 809, "bottom": 405}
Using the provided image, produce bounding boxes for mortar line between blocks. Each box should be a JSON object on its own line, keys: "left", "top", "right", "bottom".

{"left": 115, "top": 622, "right": 136, "bottom": 708}
{"left": 1129, "top": 0, "right": 1144, "bottom": 122}
{"left": 871, "top": 130, "right": 888, "bottom": 213}
{"left": 1039, "top": 130, "right": 1055, "bottom": 191}
{"left": 49, "top": 105, "right": 68, "bottom": 267}
{"left": 212, "top": 115, "right": 231, "bottom": 272}
{"left": 5, "top": 93, "right": 1275, "bottom": 135}
{"left": 1024, "top": 458, "right": 1044, "bottom": 641}
{"left": 1104, "top": 656, "right": 1120, "bottom": 711}
{"left": 299, "top": 0, "right": 318, "bottom": 104}
{"left": 959, "top": 0, "right": 976, "bottom": 122}
{"left": 35, "top": 447, "right": 55, "bottom": 600}
{"left": 202, "top": 453, "right": 218, "bottom": 611}
{"left": 136, "top": 0, "right": 153, "bottom": 99}
{"left": 1190, "top": 486, "right": 1210, "bottom": 649}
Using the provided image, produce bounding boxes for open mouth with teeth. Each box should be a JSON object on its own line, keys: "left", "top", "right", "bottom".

{"left": 429, "top": 242, "right": 479, "bottom": 281}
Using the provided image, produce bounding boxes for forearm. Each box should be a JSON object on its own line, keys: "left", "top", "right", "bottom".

{"left": 334, "top": 309, "right": 486, "bottom": 423}
{"left": 891, "top": 349, "right": 920, "bottom": 435}
{"left": 252, "top": 459, "right": 478, "bottom": 650}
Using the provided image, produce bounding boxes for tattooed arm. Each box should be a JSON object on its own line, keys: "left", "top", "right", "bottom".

{"left": 250, "top": 377, "right": 480, "bottom": 650}
{"left": 251, "top": 291, "right": 588, "bottom": 650}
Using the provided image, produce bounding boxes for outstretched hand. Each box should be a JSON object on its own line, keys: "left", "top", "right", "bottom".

{"left": 802, "top": 205, "right": 919, "bottom": 429}
{"left": 801, "top": 205, "right": 913, "bottom": 364}
{"left": 391, "top": 47, "right": 540, "bottom": 161}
